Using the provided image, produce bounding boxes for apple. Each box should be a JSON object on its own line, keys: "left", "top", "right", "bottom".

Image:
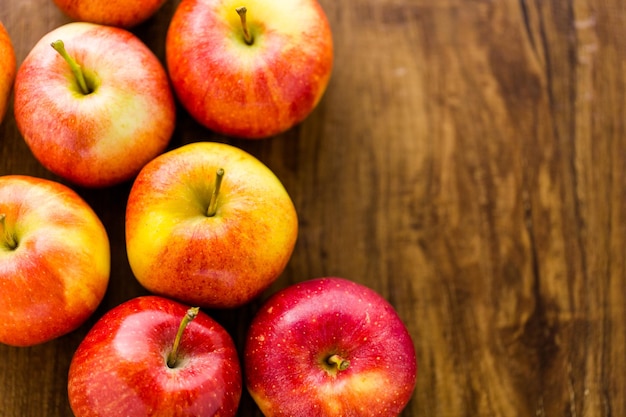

{"left": 53, "top": 0, "right": 169, "bottom": 28}
{"left": 244, "top": 277, "right": 417, "bottom": 416}
{"left": 68, "top": 295, "right": 242, "bottom": 416}
{"left": 0, "top": 21, "right": 16, "bottom": 123}
{"left": 14, "top": 22, "right": 176, "bottom": 188}
{"left": 165, "top": 0, "right": 334, "bottom": 139}
{"left": 0, "top": 175, "right": 110, "bottom": 347}
{"left": 125, "top": 141, "right": 298, "bottom": 309}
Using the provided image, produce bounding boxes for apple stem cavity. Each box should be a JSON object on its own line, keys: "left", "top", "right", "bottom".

{"left": 166, "top": 306, "right": 200, "bottom": 369}
{"left": 0, "top": 214, "right": 18, "bottom": 250}
{"left": 51, "top": 40, "right": 92, "bottom": 95}
{"left": 207, "top": 168, "right": 225, "bottom": 217}
{"left": 327, "top": 354, "right": 350, "bottom": 371}
{"left": 236, "top": 7, "right": 254, "bottom": 45}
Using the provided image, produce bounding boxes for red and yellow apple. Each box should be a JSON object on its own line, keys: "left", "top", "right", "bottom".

{"left": 125, "top": 141, "right": 298, "bottom": 308}
{"left": 68, "top": 296, "right": 242, "bottom": 416}
{"left": 14, "top": 22, "right": 176, "bottom": 188}
{"left": 166, "top": 0, "right": 334, "bottom": 139}
{"left": 0, "top": 175, "right": 110, "bottom": 347}
{"left": 245, "top": 277, "right": 417, "bottom": 416}
{"left": 0, "top": 21, "right": 16, "bottom": 123}
{"left": 52, "top": 0, "right": 169, "bottom": 28}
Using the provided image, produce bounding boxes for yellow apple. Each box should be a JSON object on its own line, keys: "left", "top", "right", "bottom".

{"left": 125, "top": 142, "right": 298, "bottom": 308}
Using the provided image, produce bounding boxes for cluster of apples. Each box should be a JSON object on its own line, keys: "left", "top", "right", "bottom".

{"left": 0, "top": 1, "right": 417, "bottom": 416}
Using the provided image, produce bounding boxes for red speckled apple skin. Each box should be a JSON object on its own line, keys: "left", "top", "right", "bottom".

{"left": 245, "top": 277, "right": 417, "bottom": 417}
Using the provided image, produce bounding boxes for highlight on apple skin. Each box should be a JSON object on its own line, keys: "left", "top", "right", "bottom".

{"left": 166, "top": 0, "right": 334, "bottom": 139}
{"left": 125, "top": 141, "right": 298, "bottom": 309}
{"left": 244, "top": 277, "right": 417, "bottom": 416}
{"left": 0, "top": 175, "right": 110, "bottom": 347}
{"left": 13, "top": 22, "right": 176, "bottom": 188}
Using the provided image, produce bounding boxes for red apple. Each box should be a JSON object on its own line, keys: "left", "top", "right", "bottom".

{"left": 0, "top": 21, "right": 16, "bottom": 123}
{"left": 14, "top": 22, "right": 176, "bottom": 188}
{"left": 0, "top": 175, "right": 110, "bottom": 347}
{"left": 125, "top": 141, "right": 298, "bottom": 308}
{"left": 166, "top": 0, "right": 334, "bottom": 139}
{"left": 53, "top": 0, "right": 169, "bottom": 28}
{"left": 244, "top": 277, "right": 417, "bottom": 416}
{"left": 68, "top": 295, "right": 242, "bottom": 416}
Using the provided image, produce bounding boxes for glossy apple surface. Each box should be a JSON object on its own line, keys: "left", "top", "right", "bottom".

{"left": 166, "top": 0, "right": 333, "bottom": 139}
{"left": 125, "top": 141, "right": 298, "bottom": 308}
{"left": 0, "top": 21, "right": 16, "bottom": 123}
{"left": 14, "top": 22, "right": 175, "bottom": 188}
{"left": 53, "top": 0, "right": 169, "bottom": 28}
{"left": 68, "top": 295, "right": 242, "bottom": 416}
{"left": 0, "top": 175, "right": 110, "bottom": 347}
{"left": 244, "top": 277, "right": 417, "bottom": 416}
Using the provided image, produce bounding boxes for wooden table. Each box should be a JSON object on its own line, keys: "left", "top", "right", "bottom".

{"left": 1, "top": 0, "right": 625, "bottom": 416}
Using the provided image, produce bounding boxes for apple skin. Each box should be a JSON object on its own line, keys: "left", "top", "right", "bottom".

{"left": 125, "top": 141, "right": 298, "bottom": 309}
{"left": 68, "top": 295, "right": 242, "bottom": 416}
{"left": 166, "top": 0, "right": 333, "bottom": 139}
{"left": 14, "top": 22, "right": 176, "bottom": 188}
{"left": 0, "top": 21, "right": 16, "bottom": 123}
{"left": 53, "top": 0, "right": 169, "bottom": 28}
{"left": 244, "top": 277, "right": 417, "bottom": 416}
{"left": 0, "top": 175, "right": 110, "bottom": 347}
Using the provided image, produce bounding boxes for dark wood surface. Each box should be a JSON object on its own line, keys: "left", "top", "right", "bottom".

{"left": 2, "top": 0, "right": 626, "bottom": 416}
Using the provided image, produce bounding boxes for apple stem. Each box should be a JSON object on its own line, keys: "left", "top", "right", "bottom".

{"left": 51, "top": 40, "right": 91, "bottom": 95}
{"left": 327, "top": 354, "right": 350, "bottom": 371}
{"left": 0, "top": 214, "right": 18, "bottom": 250}
{"left": 207, "top": 168, "right": 225, "bottom": 217}
{"left": 236, "top": 7, "right": 254, "bottom": 45}
{"left": 167, "top": 306, "right": 200, "bottom": 368}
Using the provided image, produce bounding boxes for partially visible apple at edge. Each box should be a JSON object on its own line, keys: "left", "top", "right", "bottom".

{"left": 0, "top": 21, "right": 16, "bottom": 123}
{"left": 0, "top": 175, "right": 110, "bottom": 347}
{"left": 166, "top": 0, "right": 334, "bottom": 139}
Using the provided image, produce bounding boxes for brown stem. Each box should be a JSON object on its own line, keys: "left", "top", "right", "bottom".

{"left": 51, "top": 40, "right": 91, "bottom": 95}
{"left": 167, "top": 307, "right": 200, "bottom": 368}
{"left": 327, "top": 354, "right": 350, "bottom": 371}
{"left": 236, "top": 7, "right": 254, "bottom": 45}
{"left": 0, "top": 214, "right": 18, "bottom": 250}
{"left": 207, "top": 168, "right": 225, "bottom": 217}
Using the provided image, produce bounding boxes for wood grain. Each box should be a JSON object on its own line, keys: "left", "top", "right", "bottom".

{"left": 1, "top": 0, "right": 625, "bottom": 416}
